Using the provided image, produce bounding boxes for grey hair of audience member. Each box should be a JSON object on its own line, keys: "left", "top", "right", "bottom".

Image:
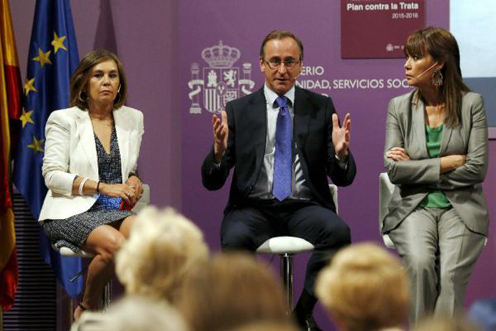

{"left": 115, "top": 206, "right": 209, "bottom": 303}
{"left": 71, "top": 295, "right": 189, "bottom": 331}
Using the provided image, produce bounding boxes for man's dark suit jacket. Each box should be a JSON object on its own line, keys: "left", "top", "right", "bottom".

{"left": 202, "top": 86, "right": 357, "bottom": 214}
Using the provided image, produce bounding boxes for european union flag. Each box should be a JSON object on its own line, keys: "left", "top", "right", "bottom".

{"left": 13, "top": 0, "right": 83, "bottom": 297}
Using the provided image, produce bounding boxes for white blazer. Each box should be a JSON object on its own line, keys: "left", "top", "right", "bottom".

{"left": 39, "top": 106, "right": 144, "bottom": 222}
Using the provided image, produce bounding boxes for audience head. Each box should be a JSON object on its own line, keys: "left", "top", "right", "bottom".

{"left": 72, "top": 295, "right": 188, "bottom": 331}
{"left": 70, "top": 49, "right": 128, "bottom": 110}
{"left": 316, "top": 243, "right": 409, "bottom": 331}
{"left": 179, "top": 252, "right": 289, "bottom": 331}
{"left": 115, "top": 206, "right": 209, "bottom": 303}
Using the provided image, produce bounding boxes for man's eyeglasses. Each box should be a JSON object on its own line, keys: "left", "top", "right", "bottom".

{"left": 264, "top": 58, "right": 300, "bottom": 70}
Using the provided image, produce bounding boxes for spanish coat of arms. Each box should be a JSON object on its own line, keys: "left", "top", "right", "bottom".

{"left": 188, "top": 41, "right": 255, "bottom": 114}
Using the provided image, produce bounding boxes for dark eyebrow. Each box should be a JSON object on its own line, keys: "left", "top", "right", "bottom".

{"left": 93, "top": 69, "right": 118, "bottom": 73}
{"left": 268, "top": 56, "right": 296, "bottom": 61}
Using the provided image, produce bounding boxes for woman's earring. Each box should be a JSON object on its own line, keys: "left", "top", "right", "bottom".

{"left": 114, "top": 91, "right": 121, "bottom": 104}
{"left": 78, "top": 91, "right": 88, "bottom": 103}
{"left": 431, "top": 69, "right": 443, "bottom": 87}
{"left": 114, "top": 85, "right": 122, "bottom": 105}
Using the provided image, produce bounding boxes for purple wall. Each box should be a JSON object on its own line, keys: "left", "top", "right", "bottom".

{"left": 10, "top": 1, "right": 496, "bottom": 330}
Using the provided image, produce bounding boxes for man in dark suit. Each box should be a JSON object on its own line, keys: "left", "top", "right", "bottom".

{"left": 202, "top": 30, "right": 356, "bottom": 331}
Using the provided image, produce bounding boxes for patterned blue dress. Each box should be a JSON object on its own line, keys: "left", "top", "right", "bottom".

{"left": 43, "top": 127, "right": 134, "bottom": 252}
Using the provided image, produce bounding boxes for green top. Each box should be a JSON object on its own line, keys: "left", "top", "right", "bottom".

{"left": 419, "top": 124, "right": 451, "bottom": 208}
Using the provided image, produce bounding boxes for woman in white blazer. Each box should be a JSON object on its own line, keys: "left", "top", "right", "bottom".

{"left": 384, "top": 27, "right": 488, "bottom": 324}
{"left": 39, "top": 50, "right": 144, "bottom": 319}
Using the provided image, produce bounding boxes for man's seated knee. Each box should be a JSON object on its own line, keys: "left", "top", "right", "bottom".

{"left": 221, "top": 232, "right": 258, "bottom": 251}
{"left": 332, "top": 221, "right": 351, "bottom": 245}
{"left": 314, "top": 221, "right": 351, "bottom": 249}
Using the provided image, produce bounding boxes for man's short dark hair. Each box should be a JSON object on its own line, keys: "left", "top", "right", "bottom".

{"left": 259, "top": 30, "right": 304, "bottom": 61}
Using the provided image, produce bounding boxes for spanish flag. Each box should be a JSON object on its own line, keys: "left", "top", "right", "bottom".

{"left": 0, "top": 0, "right": 21, "bottom": 311}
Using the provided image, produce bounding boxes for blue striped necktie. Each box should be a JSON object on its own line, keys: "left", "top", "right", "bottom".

{"left": 273, "top": 96, "right": 292, "bottom": 201}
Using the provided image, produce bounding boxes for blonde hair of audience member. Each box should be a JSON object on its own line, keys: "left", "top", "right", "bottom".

{"left": 71, "top": 295, "right": 189, "bottom": 331}
{"left": 115, "top": 206, "right": 209, "bottom": 303}
{"left": 316, "top": 243, "right": 410, "bottom": 331}
{"left": 413, "top": 314, "right": 480, "bottom": 331}
{"left": 179, "top": 252, "right": 289, "bottom": 331}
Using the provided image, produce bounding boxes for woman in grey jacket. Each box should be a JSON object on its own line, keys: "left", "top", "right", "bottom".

{"left": 383, "top": 27, "right": 488, "bottom": 324}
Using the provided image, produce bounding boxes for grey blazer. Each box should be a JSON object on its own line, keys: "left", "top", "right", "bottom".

{"left": 383, "top": 90, "right": 489, "bottom": 236}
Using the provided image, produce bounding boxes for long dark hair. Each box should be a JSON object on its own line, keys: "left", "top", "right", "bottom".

{"left": 405, "top": 27, "right": 470, "bottom": 127}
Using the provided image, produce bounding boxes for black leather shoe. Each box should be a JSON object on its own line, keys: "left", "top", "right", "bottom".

{"left": 296, "top": 315, "right": 322, "bottom": 331}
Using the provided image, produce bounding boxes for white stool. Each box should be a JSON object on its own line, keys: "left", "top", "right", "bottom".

{"left": 256, "top": 236, "right": 314, "bottom": 313}
{"left": 256, "top": 184, "right": 338, "bottom": 313}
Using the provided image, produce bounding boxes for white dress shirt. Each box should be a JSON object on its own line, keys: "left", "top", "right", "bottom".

{"left": 249, "top": 85, "right": 312, "bottom": 200}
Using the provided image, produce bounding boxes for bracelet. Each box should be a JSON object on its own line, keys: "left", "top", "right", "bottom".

{"left": 79, "top": 177, "right": 89, "bottom": 196}
{"left": 96, "top": 181, "right": 101, "bottom": 194}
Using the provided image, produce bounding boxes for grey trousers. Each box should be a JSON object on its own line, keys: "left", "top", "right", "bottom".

{"left": 388, "top": 207, "right": 486, "bottom": 324}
